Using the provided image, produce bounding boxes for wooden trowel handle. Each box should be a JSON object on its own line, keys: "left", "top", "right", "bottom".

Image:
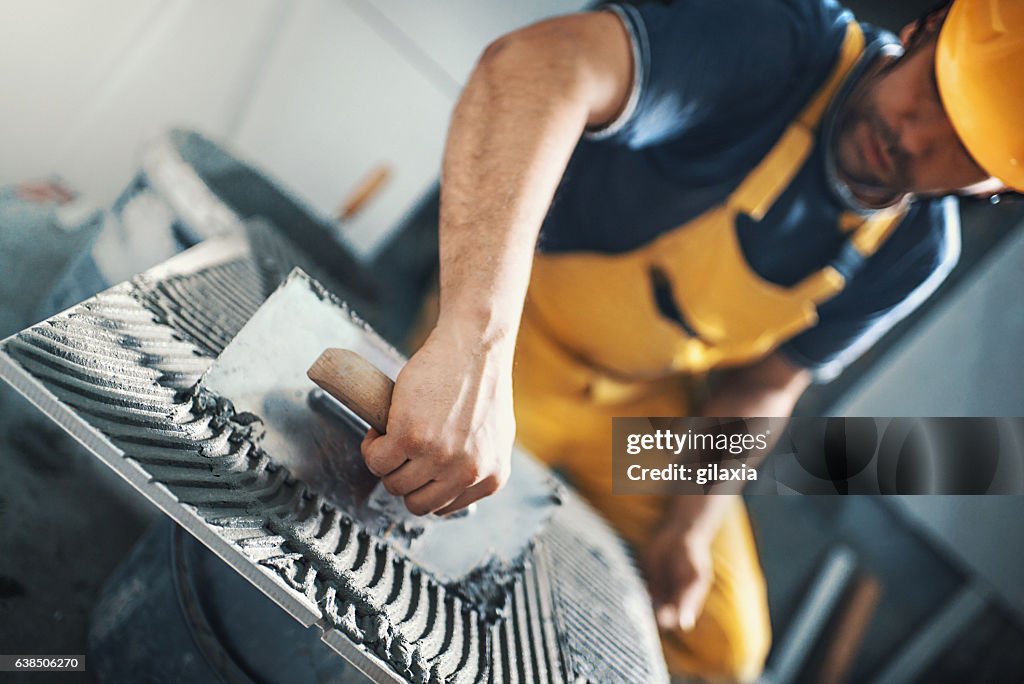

{"left": 307, "top": 349, "right": 393, "bottom": 434}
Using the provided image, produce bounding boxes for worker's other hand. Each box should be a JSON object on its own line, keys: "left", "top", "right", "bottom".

{"left": 642, "top": 520, "right": 714, "bottom": 632}
{"left": 361, "top": 324, "right": 514, "bottom": 516}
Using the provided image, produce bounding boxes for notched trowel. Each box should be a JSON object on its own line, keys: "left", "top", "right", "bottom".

{"left": 200, "top": 269, "right": 561, "bottom": 584}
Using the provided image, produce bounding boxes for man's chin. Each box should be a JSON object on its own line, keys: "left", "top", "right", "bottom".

{"left": 835, "top": 136, "right": 905, "bottom": 204}
{"left": 838, "top": 168, "right": 906, "bottom": 207}
{"left": 838, "top": 162, "right": 887, "bottom": 194}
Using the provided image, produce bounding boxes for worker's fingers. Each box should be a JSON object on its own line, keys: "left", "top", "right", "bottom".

{"left": 433, "top": 476, "right": 503, "bottom": 517}
{"left": 641, "top": 545, "right": 670, "bottom": 606}
{"left": 402, "top": 480, "right": 461, "bottom": 517}
{"left": 649, "top": 560, "right": 684, "bottom": 630}
{"left": 361, "top": 430, "right": 407, "bottom": 477}
{"left": 380, "top": 459, "right": 436, "bottom": 497}
{"left": 642, "top": 538, "right": 705, "bottom": 631}
{"left": 665, "top": 566, "right": 709, "bottom": 632}
{"left": 672, "top": 591, "right": 703, "bottom": 632}
{"left": 655, "top": 604, "right": 681, "bottom": 632}
{"left": 433, "top": 488, "right": 481, "bottom": 517}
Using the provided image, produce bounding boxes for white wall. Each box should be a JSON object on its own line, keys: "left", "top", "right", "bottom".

{"left": 0, "top": 0, "right": 284, "bottom": 202}
{"left": 0, "top": 0, "right": 584, "bottom": 255}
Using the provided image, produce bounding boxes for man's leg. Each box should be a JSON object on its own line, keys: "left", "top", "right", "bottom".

{"left": 541, "top": 420, "right": 771, "bottom": 681}
{"left": 658, "top": 498, "right": 772, "bottom": 683}
{"left": 513, "top": 322, "right": 771, "bottom": 680}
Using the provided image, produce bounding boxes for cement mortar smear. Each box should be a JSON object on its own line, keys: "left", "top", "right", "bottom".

{"left": 0, "top": 232, "right": 668, "bottom": 684}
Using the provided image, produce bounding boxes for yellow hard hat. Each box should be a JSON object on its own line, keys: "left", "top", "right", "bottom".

{"left": 936, "top": 0, "right": 1024, "bottom": 192}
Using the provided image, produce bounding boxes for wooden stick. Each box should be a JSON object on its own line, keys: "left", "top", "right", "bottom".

{"left": 817, "top": 573, "right": 883, "bottom": 684}
{"left": 307, "top": 349, "right": 393, "bottom": 434}
{"left": 337, "top": 165, "right": 392, "bottom": 220}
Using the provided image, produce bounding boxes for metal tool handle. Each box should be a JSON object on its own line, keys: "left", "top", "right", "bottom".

{"left": 307, "top": 349, "right": 392, "bottom": 434}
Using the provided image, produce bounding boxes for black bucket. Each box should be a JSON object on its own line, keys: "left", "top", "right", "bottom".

{"left": 89, "top": 520, "right": 362, "bottom": 683}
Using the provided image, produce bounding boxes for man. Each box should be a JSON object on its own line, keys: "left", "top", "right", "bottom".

{"left": 357, "top": 0, "right": 1023, "bottom": 679}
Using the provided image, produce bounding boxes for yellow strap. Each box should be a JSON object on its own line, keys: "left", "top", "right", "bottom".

{"left": 790, "top": 207, "right": 907, "bottom": 304}
{"left": 850, "top": 208, "right": 906, "bottom": 256}
{"left": 839, "top": 211, "right": 864, "bottom": 233}
{"left": 790, "top": 265, "right": 847, "bottom": 305}
{"left": 732, "top": 23, "right": 866, "bottom": 220}
{"left": 797, "top": 23, "right": 866, "bottom": 128}
{"left": 731, "top": 127, "right": 814, "bottom": 221}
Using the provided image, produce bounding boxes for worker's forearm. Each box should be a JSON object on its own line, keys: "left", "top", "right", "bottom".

{"left": 375, "top": 16, "right": 632, "bottom": 515}
{"left": 663, "top": 357, "right": 810, "bottom": 535}
{"left": 702, "top": 373, "right": 804, "bottom": 420}
{"left": 660, "top": 373, "right": 784, "bottom": 539}
{"left": 662, "top": 494, "right": 736, "bottom": 542}
{"left": 435, "top": 37, "right": 598, "bottom": 354}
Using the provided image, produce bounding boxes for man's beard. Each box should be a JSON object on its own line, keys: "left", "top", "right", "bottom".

{"left": 835, "top": 94, "right": 912, "bottom": 200}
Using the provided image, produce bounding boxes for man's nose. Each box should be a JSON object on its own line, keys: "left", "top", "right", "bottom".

{"left": 896, "top": 106, "right": 958, "bottom": 161}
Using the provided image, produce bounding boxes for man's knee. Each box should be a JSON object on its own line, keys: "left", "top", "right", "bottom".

{"left": 663, "top": 526, "right": 772, "bottom": 681}
{"left": 717, "top": 618, "right": 771, "bottom": 683}
{"left": 664, "top": 603, "right": 771, "bottom": 683}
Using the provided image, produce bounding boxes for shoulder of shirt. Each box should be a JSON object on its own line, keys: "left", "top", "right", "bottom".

{"left": 896, "top": 196, "right": 960, "bottom": 274}
{"left": 860, "top": 196, "right": 962, "bottom": 299}
{"left": 784, "top": 197, "right": 960, "bottom": 379}
{"left": 591, "top": 0, "right": 864, "bottom": 142}
{"left": 602, "top": 0, "right": 857, "bottom": 46}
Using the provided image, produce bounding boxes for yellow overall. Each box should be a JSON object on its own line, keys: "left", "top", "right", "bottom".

{"left": 513, "top": 23, "right": 904, "bottom": 682}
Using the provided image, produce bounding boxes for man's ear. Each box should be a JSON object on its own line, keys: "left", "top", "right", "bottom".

{"left": 897, "top": 22, "right": 916, "bottom": 47}
{"left": 898, "top": 6, "right": 951, "bottom": 49}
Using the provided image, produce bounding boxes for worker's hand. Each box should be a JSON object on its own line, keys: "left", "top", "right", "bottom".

{"left": 642, "top": 520, "right": 714, "bottom": 632}
{"left": 361, "top": 323, "right": 515, "bottom": 516}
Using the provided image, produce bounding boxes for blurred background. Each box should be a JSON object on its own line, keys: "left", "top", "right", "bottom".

{"left": 0, "top": 1, "right": 1022, "bottom": 682}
